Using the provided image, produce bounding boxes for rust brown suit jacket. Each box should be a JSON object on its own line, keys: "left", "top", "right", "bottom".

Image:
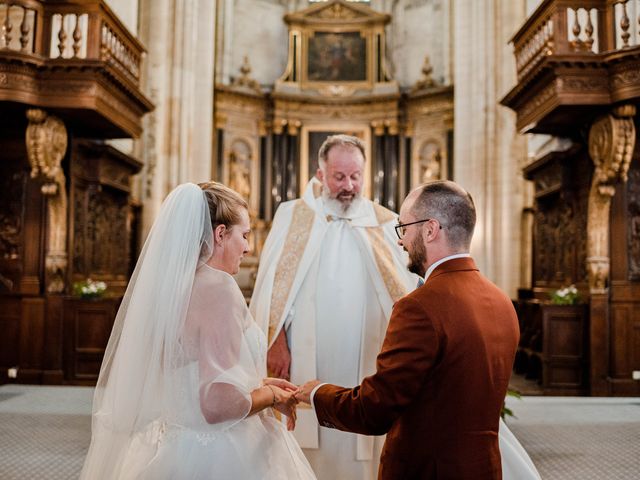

{"left": 313, "top": 257, "right": 519, "bottom": 480}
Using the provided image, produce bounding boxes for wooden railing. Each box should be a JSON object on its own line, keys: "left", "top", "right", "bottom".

{"left": 0, "top": 0, "right": 143, "bottom": 85}
{"left": 512, "top": 0, "right": 640, "bottom": 81}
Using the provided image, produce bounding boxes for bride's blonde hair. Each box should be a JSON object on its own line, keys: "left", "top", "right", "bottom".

{"left": 198, "top": 181, "right": 248, "bottom": 229}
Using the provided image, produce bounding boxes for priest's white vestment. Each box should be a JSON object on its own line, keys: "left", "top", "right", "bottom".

{"left": 250, "top": 179, "right": 417, "bottom": 480}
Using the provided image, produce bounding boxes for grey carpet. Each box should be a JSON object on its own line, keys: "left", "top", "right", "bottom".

{"left": 1, "top": 385, "right": 639, "bottom": 479}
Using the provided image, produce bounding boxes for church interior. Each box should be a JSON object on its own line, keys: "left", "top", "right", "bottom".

{"left": 0, "top": 0, "right": 639, "bottom": 478}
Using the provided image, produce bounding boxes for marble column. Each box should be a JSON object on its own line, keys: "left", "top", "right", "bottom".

{"left": 453, "top": 0, "right": 529, "bottom": 297}
{"left": 137, "top": 0, "right": 216, "bottom": 235}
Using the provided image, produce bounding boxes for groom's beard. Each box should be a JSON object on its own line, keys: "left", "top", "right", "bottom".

{"left": 407, "top": 232, "right": 427, "bottom": 278}
{"left": 322, "top": 185, "right": 362, "bottom": 216}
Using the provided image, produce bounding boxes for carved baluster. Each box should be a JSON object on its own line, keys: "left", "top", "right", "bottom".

{"left": 72, "top": 14, "right": 82, "bottom": 57}
{"left": 571, "top": 8, "right": 583, "bottom": 51}
{"left": 620, "top": 0, "right": 630, "bottom": 47}
{"left": 19, "top": 6, "right": 30, "bottom": 52}
{"left": 584, "top": 8, "right": 594, "bottom": 51}
{"left": 4, "top": 3, "right": 13, "bottom": 48}
{"left": 57, "top": 14, "right": 67, "bottom": 57}
{"left": 100, "top": 24, "right": 109, "bottom": 59}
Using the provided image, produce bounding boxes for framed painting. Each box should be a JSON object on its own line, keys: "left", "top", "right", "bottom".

{"left": 307, "top": 31, "right": 367, "bottom": 82}
{"left": 300, "top": 124, "right": 371, "bottom": 197}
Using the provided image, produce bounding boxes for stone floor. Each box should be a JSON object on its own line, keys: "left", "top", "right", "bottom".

{"left": 0, "top": 384, "right": 639, "bottom": 479}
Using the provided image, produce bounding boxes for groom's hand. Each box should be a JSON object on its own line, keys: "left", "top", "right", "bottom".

{"left": 295, "top": 380, "right": 321, "bottom": 404}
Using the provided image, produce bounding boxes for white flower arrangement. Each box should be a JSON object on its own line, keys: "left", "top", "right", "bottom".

{"left": 550, "top": 284, "right": 580, "bottom": 305}
{"left": 73, "top": 278, "right": 107, "bottom": 299}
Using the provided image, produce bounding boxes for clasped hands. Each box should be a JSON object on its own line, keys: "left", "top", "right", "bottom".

{"left": 262, "top": 378, "right": 322, "bottom": 431}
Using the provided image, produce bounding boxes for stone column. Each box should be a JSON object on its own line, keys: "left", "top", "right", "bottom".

{"left": 453, "top": 0, "right": 528, "bottom": 297}
{"left": 137, "top": 0, "right": 216, "bottom": 235}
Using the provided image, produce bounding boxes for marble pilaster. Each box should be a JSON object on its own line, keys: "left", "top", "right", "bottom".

{"left": 137, "top": 0, "right": 217, "bottom": 235}
{"left": 453, "top": 0, "right": 529, "bottom": 297}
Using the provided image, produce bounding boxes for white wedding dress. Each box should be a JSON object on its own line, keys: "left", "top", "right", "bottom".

{"left": 80, "top": 184, "right": 315, "bottom": 480}
{"left": 500, "top": 418, "right": 541, "bottom": 479}
{"left": 115, "top": 266, "right": 315, "bottom": 479}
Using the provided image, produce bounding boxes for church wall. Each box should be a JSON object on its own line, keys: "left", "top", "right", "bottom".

{"left": 453, "top": 0, "right": 528, "bottom": 298}
{"left": 227, "top": 0, "right": 289, "bottom": 85}
{"left": 388, "top": 0, "right": 449, "bottom": 87}
{"left": 105, "top": 0, "right": 139, "bottom": 35}
{"left": 136, "top": 0, "right": 216, "bottom": 237}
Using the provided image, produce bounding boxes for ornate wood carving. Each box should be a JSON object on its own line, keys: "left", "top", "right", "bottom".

{"left": 527, "top": 147, "right": 590, "bottom": 288}
{"left": 586, "top": 104, "right": 636, "bottom": 293}
{"left": 69, "top": 141, "right": 140, "bottom": 293}
{"left": 0, "top": 168, "right": 27, "bottom": 292}
{"left": 628, "top": 168, "right": 640, "bottom": 280}
{"left": 25, "top": 109, "right": 68, "bottom": 294}
{"left": 0, "top": 0, "right": 153, "bottom": 138}
{"left": 0, "top": 171, "right": 26, "bottom": 263}
{"left": 502, "top": 2, "right": 640, "bottom": 134}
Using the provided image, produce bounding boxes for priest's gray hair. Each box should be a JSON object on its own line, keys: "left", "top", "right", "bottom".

{"left": 317, "top": 134, "right": 366, "bottom": 171}
{"left": 411, "top": 180, "right": 476, "bottom": 250}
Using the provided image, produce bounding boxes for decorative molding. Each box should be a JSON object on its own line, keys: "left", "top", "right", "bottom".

{"left": 0, "top": 57, "right": 152, "bottom": 138}
{"left": 25, "top": 109, "right": 69, "bottom": 294}
{"left": 411, "top": 55, "right": 436, "bottom": 92}
{"left": 586, "top": 104, "right": 636, "bottom": 293}
{"left": 231, "top": 56, "right": 262, "bottom": 94}
{"left": 557, "top": 75, "right": 609, "bottom": 94}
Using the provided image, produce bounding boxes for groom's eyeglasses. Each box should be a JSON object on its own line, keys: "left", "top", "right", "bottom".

{"left": 394, "top": 219, "right": 442, "bottom": 239}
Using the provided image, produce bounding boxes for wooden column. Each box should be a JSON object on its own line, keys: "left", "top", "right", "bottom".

{"left": 587, "top": 104, "right": 636, "bottom": 395}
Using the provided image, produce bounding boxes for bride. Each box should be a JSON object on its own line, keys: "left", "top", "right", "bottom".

{"left": 80, "top": 182, "right": 315, "bottom": 479}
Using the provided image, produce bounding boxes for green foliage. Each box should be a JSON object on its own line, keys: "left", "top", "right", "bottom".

{"left": 72, "top": 278, "right": 107, "bottom": 299}
{"left": 549, "top": 284, "right": 580, "bottom": 305}
{"left": 501, "top": 388, "right": 522, "bottom": 420}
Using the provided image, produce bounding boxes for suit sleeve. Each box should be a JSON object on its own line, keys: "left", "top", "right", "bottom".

{"left": 313, "top": 296, "right": 440, "bottom": 435}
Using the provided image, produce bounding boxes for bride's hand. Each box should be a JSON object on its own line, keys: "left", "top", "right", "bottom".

{"left": 263, "top": 377, "right": 298, "bottom": 392}
{"left": 270, "top": 385, "right": 298, "bottom": 429}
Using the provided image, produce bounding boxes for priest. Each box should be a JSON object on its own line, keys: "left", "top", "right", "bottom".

{"left": 250, "top": 134, "right": 417, "bottom": 479}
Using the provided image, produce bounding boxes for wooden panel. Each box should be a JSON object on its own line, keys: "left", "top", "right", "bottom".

{"left": 610, "top": 305, "right": 631, "bottom": 378}
{"left": 541, "top": 304, "right": 589, "bottom": 394}
{"left": 63, "top": 297, "right": 120, "bottom": 383}
{"left": 42, "top": 296, "right": 64, "bottom": 384}
{"left": 18, "top": 297, "right": 46, "bottom": 382}
{"left": 74, "top": 307, "right": 113, "bottom": 350}
{"left": 0, "top": 297, "right": 21, "bottom": 369}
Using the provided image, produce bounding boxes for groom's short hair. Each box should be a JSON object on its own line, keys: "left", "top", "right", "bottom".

{"left": 411, "top": 180, "right": 476, "bottom": 250}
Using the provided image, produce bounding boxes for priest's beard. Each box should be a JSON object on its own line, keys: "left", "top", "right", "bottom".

{"left": 322, "top": 185, "right": 363, "bottom": 216}
{"left": 407, "top": 231, "right": 427, "bottom": 278}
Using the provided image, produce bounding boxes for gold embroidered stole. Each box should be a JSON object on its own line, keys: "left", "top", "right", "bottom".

{"left": 268, "top": 199, "right": 315, "bottom": 343}
{"left": 365, "top": 203, "right": 408, "bottom": 302}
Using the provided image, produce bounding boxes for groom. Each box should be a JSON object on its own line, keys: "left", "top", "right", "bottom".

{"left": 296, "top": 181, "right": 519, "bottom": 479}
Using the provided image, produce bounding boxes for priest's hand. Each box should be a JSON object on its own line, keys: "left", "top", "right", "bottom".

{"left": 295, "top": 380, "right": 321, "bottom": 404}
{"left": 268, "top": 330, "right": 291, "bottom": 380}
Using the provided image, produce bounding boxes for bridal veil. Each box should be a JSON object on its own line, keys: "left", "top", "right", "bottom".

{"left": 80, "top": 183, "right": 214, "bottom": 478}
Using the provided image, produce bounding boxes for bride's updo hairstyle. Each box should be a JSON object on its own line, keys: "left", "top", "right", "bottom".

{"left": 198, "top": 181, "right": 248, "bottom": 230}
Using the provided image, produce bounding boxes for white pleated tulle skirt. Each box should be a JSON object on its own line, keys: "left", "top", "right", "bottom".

{"left": 116, "top": 411, "right": 316, "bottom": 480}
